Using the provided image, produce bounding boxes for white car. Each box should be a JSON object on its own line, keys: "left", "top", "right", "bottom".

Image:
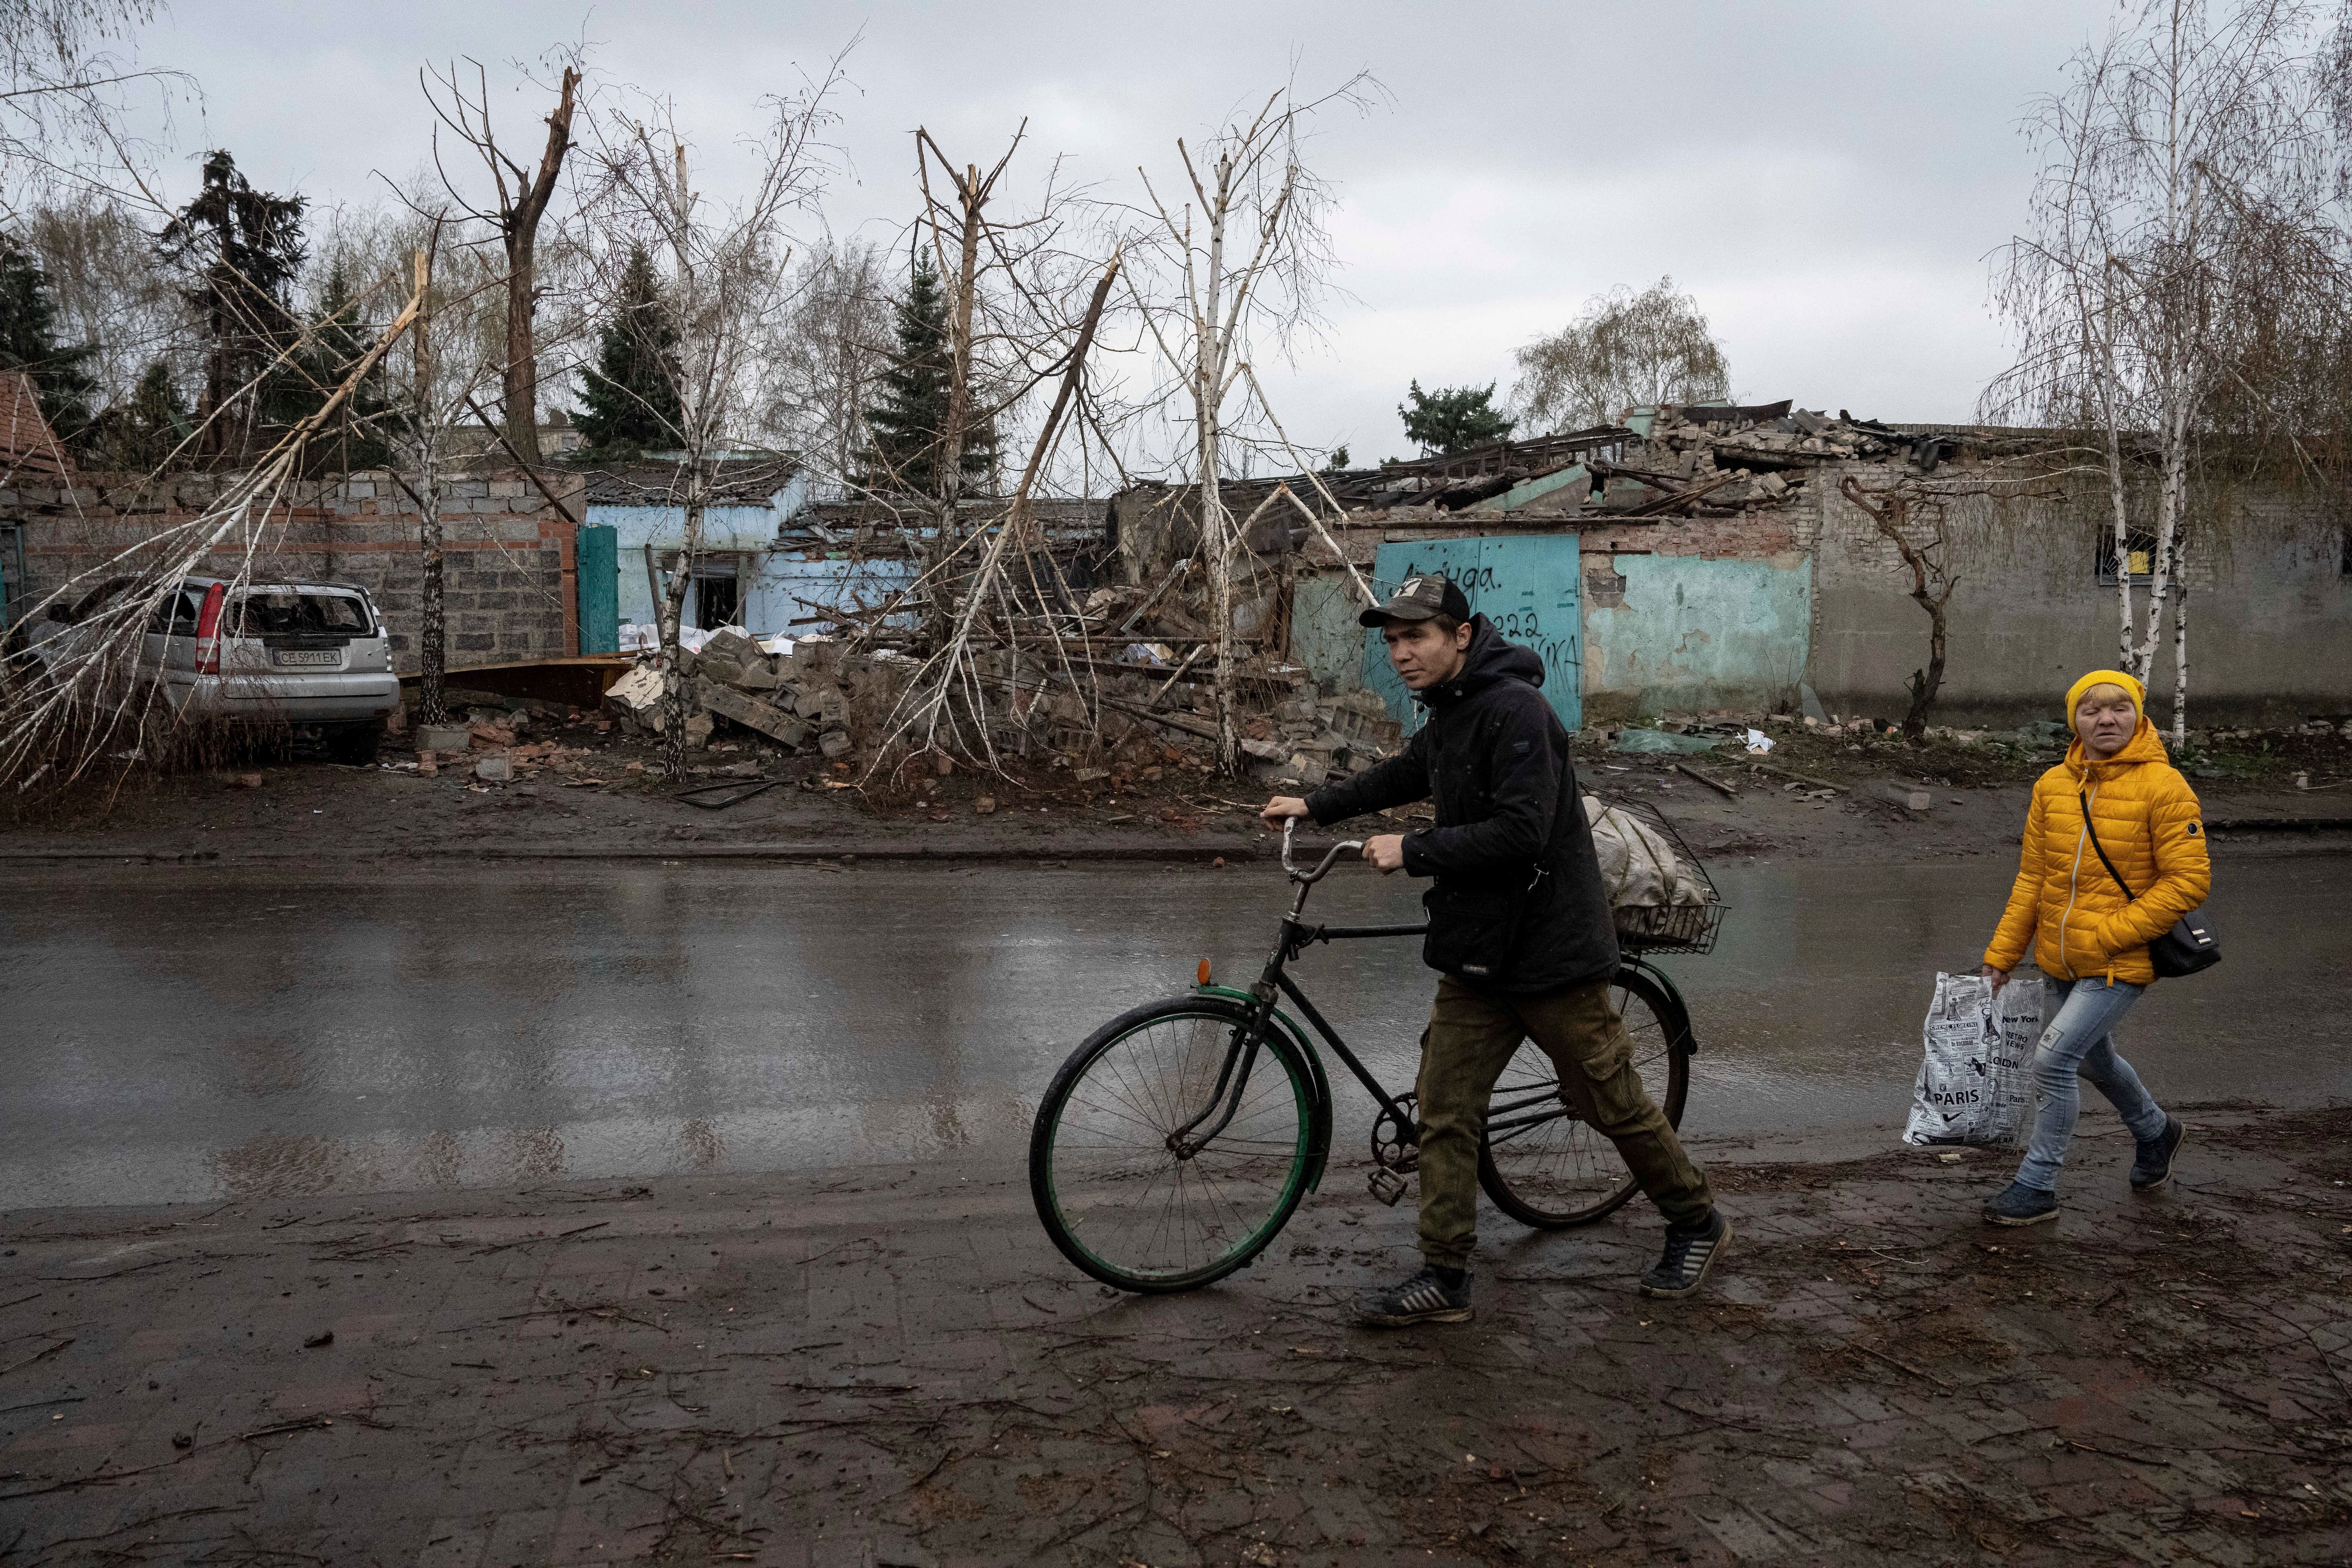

{"left": 9, "top": 573, "right": 400, "bottom": 764}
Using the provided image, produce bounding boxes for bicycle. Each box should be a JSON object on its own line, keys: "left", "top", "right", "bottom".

{"left": 1029, "top": 808, "right": 1724, "bottom": 1294}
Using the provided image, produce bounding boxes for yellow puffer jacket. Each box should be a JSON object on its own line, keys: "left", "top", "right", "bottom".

{"left": 1983, "top": 717, "right": 2211, "bottom": 986}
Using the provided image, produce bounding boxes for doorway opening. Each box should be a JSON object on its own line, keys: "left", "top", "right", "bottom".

{"left": 693, "top": 571, "right": 741, "bottom": 630}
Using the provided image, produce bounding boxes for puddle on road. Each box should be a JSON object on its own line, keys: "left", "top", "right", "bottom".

{"left": 2, "top": 855, "right": 2343, "bottom": 1207}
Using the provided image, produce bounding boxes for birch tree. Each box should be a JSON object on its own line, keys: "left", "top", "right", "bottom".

{"left": 1130, "top": 80, "right": 1371, "bottom": 774}
{"left": 755, "top": 234, "right": 891, "bottom": 497}
{"left": 0, "top": 0, "right": 190, "bottom": 210}
{"left": 379, "top": 219, "right": 507, "bottom": 730}
{"left": 1987, "top": 0, "right": 2332, "bottom": 740}
{"left": 575, "top": 68, "right": 842, "bottom": 772}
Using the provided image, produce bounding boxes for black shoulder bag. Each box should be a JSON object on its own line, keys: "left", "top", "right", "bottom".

{"left": 1421, "top": 773, "right": 1573, "bottom": 984}
{"left": 2078, "top": 790, "right": 2221, "bottom": 978}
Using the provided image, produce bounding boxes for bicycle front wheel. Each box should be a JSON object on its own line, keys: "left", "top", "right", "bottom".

{"left": 1477, "top": 965, "right": 1691, "bottom": 1228}
{"left": 1030, "top": 996, "right": 1315, "bottom": 1293}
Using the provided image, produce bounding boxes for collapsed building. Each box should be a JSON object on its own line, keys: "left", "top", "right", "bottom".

{"left": 5, "top": 395, "right": 2344, "bottom": 780}
{"left": 1114, "top": 402, "right": 2351, "bottom": 732}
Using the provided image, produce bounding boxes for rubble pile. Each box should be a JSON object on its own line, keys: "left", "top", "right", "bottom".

{"left": 1239, "top": 688, "right": 1403, "bottom": 788}
{"left": 1273, "top": 404, "right": 2030, "bottom": 528}
{"left": 601, "top": 629, "right": 870, "bottom": 761}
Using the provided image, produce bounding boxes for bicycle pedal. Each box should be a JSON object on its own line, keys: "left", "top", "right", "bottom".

{"left": 1367, "top": 1169, "right": 1408, "bottom": 1206}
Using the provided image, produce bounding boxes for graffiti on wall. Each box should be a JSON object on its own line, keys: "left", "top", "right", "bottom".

{"left": 1364, "top": 535, "right": 1582, "bottom": 733}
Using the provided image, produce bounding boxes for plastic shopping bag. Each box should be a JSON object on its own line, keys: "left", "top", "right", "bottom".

{"left": 1902, "top": 972, "right": 2040, "bottom": 1146}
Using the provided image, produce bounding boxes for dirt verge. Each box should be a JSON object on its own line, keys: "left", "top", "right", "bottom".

{"left": 2, "top": 709, "right": 2345, "bottom": 868}
{"left": 3, "top": 1106, "right": 2349, "bottom": 1564}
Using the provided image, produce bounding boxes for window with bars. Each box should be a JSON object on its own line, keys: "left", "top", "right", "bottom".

{"left": 2096, "top": 526, "right": 2161, "bottom": 586}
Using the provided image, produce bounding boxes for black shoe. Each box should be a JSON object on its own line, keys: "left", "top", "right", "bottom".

{"left": 2131, "top": 1117, "right": 2185, "bottom": 1191}
{"left": 1354, "top": 1266, "right": 1472, "bottom": 1328}
{"left": 1983, "top": 1181, "right": 2058, "bottom": 1226}
{"left": 1639, "top": 1209, "right": 1732, "bottom": 1299}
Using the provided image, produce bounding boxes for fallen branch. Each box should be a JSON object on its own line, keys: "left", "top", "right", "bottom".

{"left": 1674, "top": 763, "right": 1737, "bottom": 797}
{"left": 1745, "top": 760, "right": 1845, "bottom": 793}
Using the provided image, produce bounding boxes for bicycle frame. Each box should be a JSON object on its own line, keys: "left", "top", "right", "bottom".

{"left": 1168, "top": 820, "right": 1692, "bottom": 1179}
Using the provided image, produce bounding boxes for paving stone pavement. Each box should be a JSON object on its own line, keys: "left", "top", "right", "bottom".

{"left": 1, "top": 1106, "right": 2349, "bottom": 1566}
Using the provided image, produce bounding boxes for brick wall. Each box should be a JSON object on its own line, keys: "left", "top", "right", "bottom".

{"left": 4, "top": 466, "right": 585, "bottom": 673}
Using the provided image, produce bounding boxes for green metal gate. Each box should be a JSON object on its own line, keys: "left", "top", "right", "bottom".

{"left": 575, "top": 523, "right": 619, "bottom": 654}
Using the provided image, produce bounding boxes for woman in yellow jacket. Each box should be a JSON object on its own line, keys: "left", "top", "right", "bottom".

{"left": 1978, "top": 669, "right": 2210, "bottom": 1225}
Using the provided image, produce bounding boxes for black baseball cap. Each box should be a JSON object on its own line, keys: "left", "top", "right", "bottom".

{"left": 1359, "top": 573, "right": 1472, "bottom": 628}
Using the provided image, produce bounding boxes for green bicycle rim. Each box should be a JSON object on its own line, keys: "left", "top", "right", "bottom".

{"left": 1039, "top": 1003, "right": 1313, "bottom": 1291}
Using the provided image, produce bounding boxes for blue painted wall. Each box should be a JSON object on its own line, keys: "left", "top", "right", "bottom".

{"left": 1581, "top": 551, "right": 1811, "bottom": 718}
{"left": 1363, "top": 536, "right": 1581, "bottom": 733}
{"left": 594, "top": 504, "right": 784, "bottom": 631}
{"left": 589, "top": 478, "right": 915, "bottom": 637}
{"left": 1291, "top": 571, "right": 1372, "bottom": 696}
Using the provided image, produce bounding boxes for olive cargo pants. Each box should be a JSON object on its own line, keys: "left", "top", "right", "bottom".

{"left": 1415, "top": 973, "right": 1713, "bottom": 1268}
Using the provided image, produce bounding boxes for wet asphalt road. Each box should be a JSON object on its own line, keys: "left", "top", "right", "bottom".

{"left": 2, "top": 853, "right": 2344, "bottom": 1208}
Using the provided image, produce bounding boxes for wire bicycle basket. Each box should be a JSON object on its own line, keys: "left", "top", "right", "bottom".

{"left": 1597, "top": 796, "right": 1728, "bottom": 955}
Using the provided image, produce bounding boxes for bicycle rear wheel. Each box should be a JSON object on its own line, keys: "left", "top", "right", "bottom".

{"left": 1030, "top": 996, "right": 1316, "bottom": 1293}
{"left": 1477, "top": 965, "right": 1690, "bottom": 1228}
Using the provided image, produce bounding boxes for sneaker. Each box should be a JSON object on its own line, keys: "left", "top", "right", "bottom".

{"left": 1983, "top": 1181, "right": 2058, "bottom": 1226}
{"left": 1354, "top": 1266, "right": 1472, "bottom": 1328}
{"left": 2131, "top": 1117, "right": 2185, "bottom": 1191}
{"left": 1639, "top": 1209, "right": 1732, "bottom": 1299}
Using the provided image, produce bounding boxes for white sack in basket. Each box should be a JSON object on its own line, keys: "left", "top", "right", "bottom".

{"left": 1582, "top": 796, "right": 1709, "bottom": 909}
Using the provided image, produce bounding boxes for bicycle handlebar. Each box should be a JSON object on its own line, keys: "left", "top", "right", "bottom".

{"left": 1281, "top": 816, "right": 1363, "bottom": 884}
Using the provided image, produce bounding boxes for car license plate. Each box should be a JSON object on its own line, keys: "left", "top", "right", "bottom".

{"left": 272, "top": 649, "right": 340, "bottom": 667}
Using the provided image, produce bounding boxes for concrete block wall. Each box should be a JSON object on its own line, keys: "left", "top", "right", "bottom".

{"left": 1285, "top": 457, "right": 2352, "bottom": 726}
{"left": 5, "top": 467, "right": 583, "bottom": 674}
{"left": 1577, "top": 501, "right": 1818, "bottom": 719}
{"left": 1809, "top": 463, "right": 2352, "bottom": 727}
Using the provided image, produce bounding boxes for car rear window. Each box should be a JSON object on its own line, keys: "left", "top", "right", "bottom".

{"left": 230, "top": 591, "right": 373, "bottom": 637}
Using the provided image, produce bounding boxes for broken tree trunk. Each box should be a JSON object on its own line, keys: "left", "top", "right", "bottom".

{"left": 413, "top": 244, "right": 448, "bottom": 729}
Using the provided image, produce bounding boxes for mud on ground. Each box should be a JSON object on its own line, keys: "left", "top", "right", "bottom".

{"left": 2, "top": 706, "right": 2345, "bottom": 867}
{"left": 3, "top": 1106, "right": 2349, "bottom": 1565}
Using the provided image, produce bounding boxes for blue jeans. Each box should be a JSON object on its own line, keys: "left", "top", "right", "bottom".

{"left": 2014, "top": 974, "right": 2168, "bottom": 1193}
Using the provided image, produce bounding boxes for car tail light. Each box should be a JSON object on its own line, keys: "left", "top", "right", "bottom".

{"left": 193, "top": 583, "right": 226, "bottom": 674}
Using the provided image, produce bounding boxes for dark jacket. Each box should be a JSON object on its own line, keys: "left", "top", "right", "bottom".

{"left": 1304, "top": 617, "right": 1619, "bottom": 994}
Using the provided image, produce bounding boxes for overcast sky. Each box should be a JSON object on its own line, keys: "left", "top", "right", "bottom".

{"left": 142, "top": 0, "right": 2117, "bottom": 456}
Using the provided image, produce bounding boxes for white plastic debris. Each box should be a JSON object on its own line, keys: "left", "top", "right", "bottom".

{"left": 1746, "top": 728, "right": 1774, "bottom": 754}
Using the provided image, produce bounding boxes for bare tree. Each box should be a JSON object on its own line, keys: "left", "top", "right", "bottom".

{"left": 753, "top": 234, "right": 890, "bottom": 496}
{"left": 381, "top": 220, "right": 507, "bottom": 731}
{"left": 877, "top": 252, "right": 1121, "bottom": 768}
{"left": 1987, "top": 0, "right": 2333, "bottom": 741}
{"left": 575, "top": 67, "right": 843, "bottom": 772}
{"left": 21, "top": 191, "right": 190, "bottom": 407}
{"left": 1129, "top": 79, "right": 1371, "bottom": 774}
{"left": 1513, "top": 276, "right": 1731, "bottom": 433}
{"left": 421, "top": 50, "right": 583, "bottom": 462}
{"left": 0, "top": 0, "right": 191, "bottom": 210}
{"left": 1837, "top": 475, "right": 1963, "bottom": 742}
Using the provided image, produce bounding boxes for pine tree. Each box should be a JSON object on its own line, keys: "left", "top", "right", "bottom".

{"left": 1398, "top": 380, "right": 1516, "bottom": 456}
{"left": 859, "top": 254, "right": 994, "bottom": 497}
{"left": 292, "top": 260, "right": 390, "bottom": 474}
{"left": 0, "top": 232, "right": 98, "bottom": 445}
{"left": 92, "top": 360, "right": 193, "bottom": 472}
{"left": 574, "top": 244, "right": 682, "bottom": 459}
{"left": 156, "top": 150, "right": 307, "bottom": 463}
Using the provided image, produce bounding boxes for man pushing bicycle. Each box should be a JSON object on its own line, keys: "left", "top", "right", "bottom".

{"left": 1260, "top": 573, "right": 1730, "bottom": 1326}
